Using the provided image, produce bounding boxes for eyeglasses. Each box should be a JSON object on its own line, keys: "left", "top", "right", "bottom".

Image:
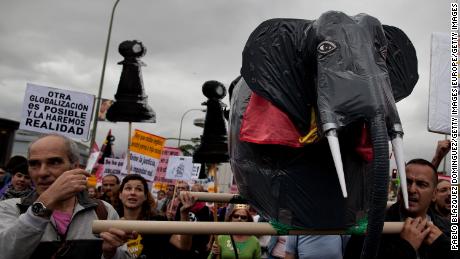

{"left": 231, "top": 214, "right": 249, "bottom": 220}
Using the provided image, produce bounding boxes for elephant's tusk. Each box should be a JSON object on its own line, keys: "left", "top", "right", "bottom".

{"left": 391, "top": 135, "right": 409, "bottom": 209}
{"left": 326, "top": 130, "right": 348, "bottom": 198}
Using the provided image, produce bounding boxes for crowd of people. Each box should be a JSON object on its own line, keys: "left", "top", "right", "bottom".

{"left": 0, "top": 134, "right": 455, "bottom": 259}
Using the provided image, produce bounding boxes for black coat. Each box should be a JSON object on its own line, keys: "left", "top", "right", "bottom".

{"left": 130, "top": 215, "right": 177, "bottom": 259}
{"left": 344, "top": 201, "right": 456, "bottom": 259}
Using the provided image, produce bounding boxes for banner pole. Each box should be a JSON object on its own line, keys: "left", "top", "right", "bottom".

{"left": 127, "top": 122, "right": 132, "bottom": 174}
{"left": 93, "top": 220, "right": 404, "bottom": 235}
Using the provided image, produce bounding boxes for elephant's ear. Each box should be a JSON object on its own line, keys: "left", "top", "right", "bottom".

{"left": 241, "top": 18, "right": 315, "bottom": 135}
{"left": 383, "top": 25, "right": 419, "bottom": 102}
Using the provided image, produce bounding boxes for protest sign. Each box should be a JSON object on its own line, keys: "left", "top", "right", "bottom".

{"left": 122, "top": 152, "right": 160, "bottom": 182}
{"left": 165, "top": 156, "right": 193, "bottom": 181}
{"left": 428, "top": 32, "right": 453, "bottom": 134}
{"left": 103, "top": 158, "right": 125, "bottom": 180}
{"left": 20, "top": 83, "right": 95, "bottom": 140}
{"left": 154, "top": 147, "right": 182, "bottom": 183}
{"left": 121, "top": 130, "right": 165, "bottom": 182}
{"left": 130, "top": 129, "right": 165, "bottom": 158}
{"left": 191, "top": 163, "right": 201, "bottom": 180}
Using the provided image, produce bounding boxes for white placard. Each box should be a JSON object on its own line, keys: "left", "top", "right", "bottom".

{"left": 428, "top": 32, "right": 453, "bottom": 134}
{"left": 20, "top": 83, "right": 95, "bottom": 140}
{"left": 103, "top": 158, "right": 125, "bottom": 179}
{"left": 191, "top": 163, "right": 202, "bottom": 180}
{"left": 121, "top": 151, "right": 160, "bottom": 182}
{"left": 165, "top": 156, "right": 193, "bottom": 180}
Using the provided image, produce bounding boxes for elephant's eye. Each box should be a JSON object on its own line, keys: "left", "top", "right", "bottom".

{"left": 317, "top": 41, "right": 336, "bottom": 55}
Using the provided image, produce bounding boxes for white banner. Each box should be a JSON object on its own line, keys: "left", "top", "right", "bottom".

{"left": 103, "top": 158, "right": 125, "bottom": 180}
{"left": 191, "top": 163, "right": 202, "bottom": 180}
{"left": 121, "top": 151, "right": 160, "bottom": 182}
{"left": 20, "top": 83, "right": 95, "bottom": 140}
{"left": 165, "top": 156, "right": 193, "bottom": 181}
{"left": 428, "top": 32, "right": 452, "bottom": 134}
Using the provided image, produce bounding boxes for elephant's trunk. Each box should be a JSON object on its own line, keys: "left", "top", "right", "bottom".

{"left": 361, "top": 113, "right": 389, "bottom": 259}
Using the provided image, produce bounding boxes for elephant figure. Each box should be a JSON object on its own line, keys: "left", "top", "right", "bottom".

{"left": 228, "top": 11, "right": 418, "bottom": 259}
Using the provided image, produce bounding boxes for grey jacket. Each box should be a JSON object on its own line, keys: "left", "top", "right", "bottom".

{"left": 0, "top": 191, "right": 132, "bottom": 259}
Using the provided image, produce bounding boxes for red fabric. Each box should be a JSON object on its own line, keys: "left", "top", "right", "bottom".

{"left": 191, "top": 202, "right": 206, "bottom": 213}
{"left": 240, "top": 92, "right": 303, "bottom": 148}
{"left": 355, "top": 124, "right": 373, "bottom": 162}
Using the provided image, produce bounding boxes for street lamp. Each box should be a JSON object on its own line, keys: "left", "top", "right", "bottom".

{"left": 89, "top": 0, "right": 121, "bottom": 152}
{"left": 178, "top": 108, "right": 206, "bottom": 147}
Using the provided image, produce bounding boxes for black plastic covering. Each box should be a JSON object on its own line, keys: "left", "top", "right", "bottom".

{"left": 241, "top": 13, "right": 418, "bottom": 135}
{"left": 383, "top": 25, "right": 419, "bottom": 102}
{"left": 230, "top": 11, "right": 418, "bottom": 229}
{"left": 229, "top": 78, "right": 371, "bottom": 228}
{"left": 241, "top": 18, "right": 315, "bottom": 136}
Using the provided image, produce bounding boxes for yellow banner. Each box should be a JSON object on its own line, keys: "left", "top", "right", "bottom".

{"left": 130, "top": 129, "right": 165, "bottom": 159}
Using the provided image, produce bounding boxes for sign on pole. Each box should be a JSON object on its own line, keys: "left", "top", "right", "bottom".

{"left": 165, "top": 156, "right": 193, "bottom": 181}
{"left": 428, "top": 32, "right": 453, "bottom": 134}
{"left": 103, "top": 157, "right": 125, "bottom": 180}
{"left": 154, "top": 147, "right": 182, "bottom": 183}
{"left": 191, "top": 163, "right": 201, "bottom": 180}
{"left": 121, "top": 129, "right": 165, "bottom": 182}
{"left": 20, "top": 83, "right": 95, "bottom": 140}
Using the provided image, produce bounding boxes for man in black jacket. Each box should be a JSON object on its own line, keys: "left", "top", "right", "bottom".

{"left": 345, "top": 158, "right": 455, "bottom": 259}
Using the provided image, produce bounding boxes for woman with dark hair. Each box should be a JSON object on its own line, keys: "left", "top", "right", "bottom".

{"left": 115, "top": 174, "right": 194, "bottom": 258}
{"left": 209, "top": 204, "right": 261, "bottom": 259}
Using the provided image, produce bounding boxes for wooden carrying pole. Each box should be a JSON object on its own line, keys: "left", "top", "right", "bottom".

{"left": 182, "top": 192, "right": 397, "bottom": 209}
{"left": 182, "top": 191, "right": 246, "bottom": 203}
{"left": 93, "top": 220, "right": 404, "bottom": 235}
{"left": 126, "top": 122, "right": 132, "bottom": 174}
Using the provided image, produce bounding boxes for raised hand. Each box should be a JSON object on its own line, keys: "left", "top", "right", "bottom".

{"left": 179, "top": 191, "right": 197, "bottom": 221}
{"left": 423, "top": 221, "right": 443, "bottom": 245}
{"left": 37, "top": 169, "right": 90, "bottom": 210}
{"left": 400, "top": 217, "right": 431, "bottom": 250}
{"left": 210, "top": 241, "right": 221, "bottom": 258}
{"left": 100, "top": 228, "right": 137, "bottom": 259}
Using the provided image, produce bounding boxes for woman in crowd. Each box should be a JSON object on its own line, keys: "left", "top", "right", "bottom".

{"left": 115, "top": 174, "right": 194, "bottom": 258}
{"left": 209, "top": 204, "right": 261, "bottom": 259}
{"left": 0, "top": 155, "right": 33, "bottom": 200}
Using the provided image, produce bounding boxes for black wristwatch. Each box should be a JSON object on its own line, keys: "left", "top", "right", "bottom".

{"left": 31, "top": 201, "right": 52, "bottom": 218}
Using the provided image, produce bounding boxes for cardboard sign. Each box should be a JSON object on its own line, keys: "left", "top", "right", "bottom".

{"left": 154, "top": 147, "right": 182, "bottom": 183}
{"left": 130, "top": 129, "right": 165, "bottom": 159}
{"left": 122, "top": 130, "right": 166, "bottom": 182}
{"left": 428, "top": 32, "right": 452, "bottom": 134}
{"left": 121, "top": 151, "right": 160, "bottom": 182}
{"left": 20, "top": 83, "right": 95, "bottom": 140}
{"left": 165, "top": 156, "right": 193, "bottom": 180}
{"left": 191, "top": 163, "right": 201, "bottom": 180}
{"left": 103, "top": 157, "right": 125, "bottom": 178}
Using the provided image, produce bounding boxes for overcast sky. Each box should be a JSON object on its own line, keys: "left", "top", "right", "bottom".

{"left": 0, "top": 0, "right": 452, "bottom": 172}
